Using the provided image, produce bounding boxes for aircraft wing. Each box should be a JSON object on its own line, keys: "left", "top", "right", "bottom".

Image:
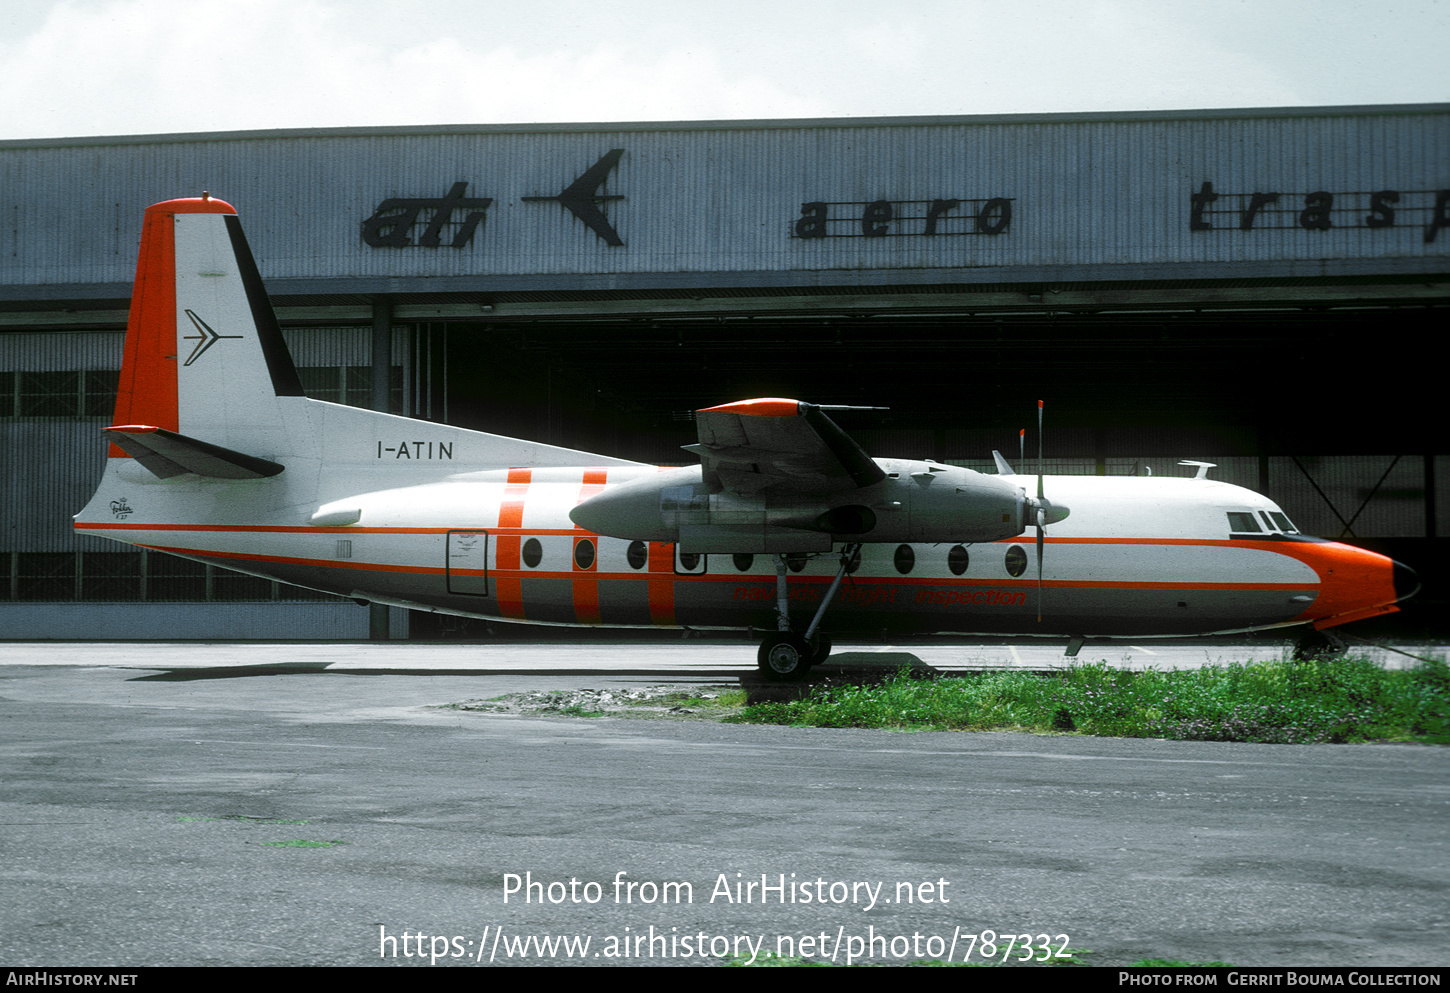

{"left": 687, "top": 399, "right": 886, "bottom": 496}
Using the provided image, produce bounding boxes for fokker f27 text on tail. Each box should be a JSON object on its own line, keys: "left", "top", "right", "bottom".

{"left": 76, "top": 197, "right": 1418, "bottom": 679}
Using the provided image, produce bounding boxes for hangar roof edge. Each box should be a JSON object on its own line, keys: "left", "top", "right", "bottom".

{"left": 3, "top": 102, "right": 1448, "bottom": 149}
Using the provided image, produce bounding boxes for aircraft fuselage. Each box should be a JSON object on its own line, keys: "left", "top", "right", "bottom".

{"left": 77, "top": 459, "right": 1404, "bottom": 639}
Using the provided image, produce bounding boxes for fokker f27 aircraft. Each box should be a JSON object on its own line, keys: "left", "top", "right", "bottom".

{"left": 76, "top": 197, "right": 1418, "bottom": 679}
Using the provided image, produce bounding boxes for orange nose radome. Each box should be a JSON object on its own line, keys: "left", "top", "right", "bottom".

{"left": 1297, "top": 541, "right": 1416, "bottom": 630}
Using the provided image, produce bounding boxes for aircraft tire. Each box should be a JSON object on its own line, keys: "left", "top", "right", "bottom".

{"left": 807, "top": 634, "right": 833, "bottom": 668}
{"left": 1293, "top": 628, "right": 1346, "bottom": 661}
{"left": 758, "top": 633, "right": 811, "bottom": 682}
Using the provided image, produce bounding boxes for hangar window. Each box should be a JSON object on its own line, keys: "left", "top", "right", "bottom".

{"left": 211, "top": 570, "right": 275, "bottom": 601}
{"left": 573, "top": 538, "right": 595, "bottom": 570}
{"left": 79, "top": 552, "right": 141, "bottom": 600}
{"left": 298, "top": 365, "right": 402, "bottom": 412}
{"left": 145, "top": 555, "right": 207, "bottom": 600}
{"left": 1004, "top": 545, "right": 1027, "bottom": 578}
{"left": 14, "top": 553, "right": 74, "bottom": 599}
{"left": 627, "top": 540, "right": 647, "bottom": 569}
{"left": 733, "top": 553, "right": 754, "bottom": 571}
{"left": 8, "top": 370, "right": 117, "bottom": 419}
{"left": 3, "top": 550, "right": 346, "bottom": 603}
{"left": 948, "top": 545, "right": 970, "bottom": 576}
{"left": 522, "top": 538, "right": 543, "bottom": 568}
{"left": 894, "top": 544, "right": 915, "bottom": 574}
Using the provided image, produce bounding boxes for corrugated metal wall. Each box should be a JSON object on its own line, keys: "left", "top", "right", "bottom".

{"left": 1, "top": 107, "right": 1445, "bottom": 290}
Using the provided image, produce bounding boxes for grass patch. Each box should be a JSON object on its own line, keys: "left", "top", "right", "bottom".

{"left": 728, "top": 657, "right": 1450, "bottom": 744}
{"left": 444, "top": 686, "right": 746, "bottom": 719}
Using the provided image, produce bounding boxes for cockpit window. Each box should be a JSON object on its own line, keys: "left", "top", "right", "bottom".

{"left": 1269, "top": 511, "right": 1298, "bottom": 534}
{"left": 1226, "top": 512, "right": 1261, "bottom": 533}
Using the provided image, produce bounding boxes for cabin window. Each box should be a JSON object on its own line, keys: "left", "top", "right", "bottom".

{"left": 1226, "top": 512, "right": 1261, "bottom": 533}
{"left": 573, "top": 538, "right": 595, "bottom": 570}
{"left": 626, "top": 540, "right": 647, "bottom": 569}
{"left": 893, "top": 544, "right": 915, "bottom": 574}
{"left": 948, "top": 545, "right": 970, "bottom": 576}
{"left": 1004, "top": 545, "right": 1027, "bottom": 577}
{"left": 733, "top": 553, "right": 754, "bottom": 571}
{"left": 785, "top": 553, "right": 808, "bottom": 573}
{"left": 522, "top": 538, "right": 543, "bottom": 567}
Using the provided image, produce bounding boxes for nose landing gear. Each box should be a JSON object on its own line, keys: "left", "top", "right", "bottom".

{"left": 1293, "top": 627, "right": 1346, "bottom": 661}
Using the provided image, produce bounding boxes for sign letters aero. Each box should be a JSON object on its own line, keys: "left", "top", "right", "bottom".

{"left": 356, "top": 146, "right": 1450, "bottom": 253}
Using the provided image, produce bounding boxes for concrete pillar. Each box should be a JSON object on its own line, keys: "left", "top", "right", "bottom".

{"left": 370, "top": 299, "right": 392, "bottom": 640}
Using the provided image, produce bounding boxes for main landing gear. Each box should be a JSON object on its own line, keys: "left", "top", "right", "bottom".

{"left": 756, "top": 543, "right": 857, "bottom": 682}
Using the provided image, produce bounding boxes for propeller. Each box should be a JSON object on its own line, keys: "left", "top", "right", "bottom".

{"left": 1036, "top": 400, "right": 1045, "bottom": 622}
{"left": 1025, "top": 400, "right": 1069, "bottom": 622}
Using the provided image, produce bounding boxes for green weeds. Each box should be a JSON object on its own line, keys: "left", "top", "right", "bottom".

{"left": 729, "top": 657, "right": 1450, "bottom": 744}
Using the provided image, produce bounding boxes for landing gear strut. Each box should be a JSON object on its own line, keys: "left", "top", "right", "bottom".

{"left": 756, "top": 543, "right": 857, "bottom": 682}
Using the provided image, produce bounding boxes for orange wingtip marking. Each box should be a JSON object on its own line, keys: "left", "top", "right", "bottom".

{"left": 146, "top": 196, "right": 237, "bottom": 215}
{"left": 105, "top": 424, "right": 161, "bottom": 434}
{"left": 698, "top": 398, "right": 801, "bottom": 417}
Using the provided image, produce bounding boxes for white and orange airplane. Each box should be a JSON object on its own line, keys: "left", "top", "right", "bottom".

{"left": 75, "top": 197, "right": 1418, "bottom": 679}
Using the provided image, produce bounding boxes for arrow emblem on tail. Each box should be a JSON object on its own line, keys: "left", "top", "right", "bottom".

{"left": 182, "top": 309, "right": 243, "bottom": 366}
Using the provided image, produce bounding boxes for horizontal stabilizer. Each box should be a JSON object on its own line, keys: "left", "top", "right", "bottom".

{"left": 105, "top": 425, "right": 285, "bottom": 480}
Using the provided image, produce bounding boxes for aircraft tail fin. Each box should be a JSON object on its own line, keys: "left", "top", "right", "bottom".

{"left": 110, "top": 195, "right": 304, "bottom": 462}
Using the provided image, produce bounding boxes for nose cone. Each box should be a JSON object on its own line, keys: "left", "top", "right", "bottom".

{"left": 1393, "top": 559, "right": 1421, "bottom": 602}
{"left": 569, "top": 486, "right": 646, "bottom": 538}
{"left": 1298, "top": 542, "right": 1412, "bottom": 630}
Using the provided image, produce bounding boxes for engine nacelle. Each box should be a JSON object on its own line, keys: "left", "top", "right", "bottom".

{"left": 569, "top": 459, "right": 1037, "bottom": 553}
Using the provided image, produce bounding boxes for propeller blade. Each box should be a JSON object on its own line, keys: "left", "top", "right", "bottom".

{"left": 1036, "top": 507, "right": 1045, "bottom": 622}
{"left": 1037, "top": 400, "right": 1044, "bottom": 477}
{"left": 1037, "top": 401, "right": 1045, "bottom": 621}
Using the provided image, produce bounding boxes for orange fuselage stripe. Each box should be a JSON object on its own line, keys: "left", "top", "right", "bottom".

{"left": 494, "top": 468, "right": 532, "bottom": 618}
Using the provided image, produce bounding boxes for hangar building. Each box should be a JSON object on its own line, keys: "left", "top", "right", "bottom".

{"left": 2, "top": 103, "right": 1446, "bottom": 639}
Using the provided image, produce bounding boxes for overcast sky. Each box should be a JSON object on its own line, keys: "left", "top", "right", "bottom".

{"left": 0, "top": 0, "right": 1446, "bottom": 140}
